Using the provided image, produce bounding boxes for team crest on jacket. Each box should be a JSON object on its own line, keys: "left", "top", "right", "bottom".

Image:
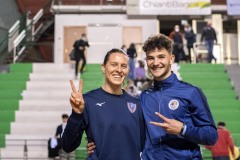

{"left": 168, "top": 99, "right": 179, "bottom": 110}
{"left": 127, "top": 102, "right": 136, "bottom": 113}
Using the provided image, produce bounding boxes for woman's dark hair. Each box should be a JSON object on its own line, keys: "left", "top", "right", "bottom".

{"left": 103, "top": 48, "right": 128, "bottom": 65}
{"left": 142, "top": 34, "right": 173, "bottom": 54}
{"left": 129, "top": 43, "right": 136, "bottom": 49}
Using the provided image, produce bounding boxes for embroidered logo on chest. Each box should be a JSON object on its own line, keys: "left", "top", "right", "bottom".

{"left": 95, "top": 102, "right": 105, "bottom": 106}
{"left": 127, "top": 102, "right": 137, "bottom": 113}
{"left": 168, "top": 99, "right": 179, "bottom": 110}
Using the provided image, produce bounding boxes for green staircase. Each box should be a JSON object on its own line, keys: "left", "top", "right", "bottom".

{"left": 179, "top": 64, "right": 240, "bottom": 159}
{"left": 0, "top": 63, "right": 32, "bottom": 148}
{"left": 75, "top": 64, "right": 103, "bottom": 159}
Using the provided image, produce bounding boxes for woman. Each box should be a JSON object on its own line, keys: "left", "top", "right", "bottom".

{"left": 62, "top": 48, "right": 145, "bottom": 160}
{"left": 126, "top": 43, "right": 137, "bottom": 80}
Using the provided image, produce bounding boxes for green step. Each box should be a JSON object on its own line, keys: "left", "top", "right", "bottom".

{"left": 199, "top": 90, "right": 237, "bottom": 100}
{"left": 209, "top": 104, "right": 240, "bottom": 110}
{"left": 0, "top": 134, "right": 5, "bottom": 147}
{"left": 0, "top": 100, "right": 19, "bottom": 110}
{"left": 211, "top": 110, "right": 240, "bottom": 121}
{"left": 0, "top": 122, "right": 10, "bottom": 134}
{"left": 205, "top": 96, "right": 237, "bottom": 101}
{"left": 180, "top": 64, "right": 225, "bottom": 72}
{"left": 9, "top": 63, "right": 32, "bottom": 73}
{"left": 181, "top": 72, "right": 229, "bottom": 80}
{"left": 185, "top": 80, "right": 232, "bottom": 88}
{"left": 0, "top": 90, "right": 23, "bottom": 99}
{"left": 0, "top": 73, "right": 30, "bottom": 81}
{"left": 0, "top": 111, "right": 15, "bottom": 122}
{"left": 0, "top": 82, "right": 26, "bottom": 90}
{"left": 81, "top": 75, "right": 103, "bottom": 80}
{"left": 208, "top": 99, "right": 240, "bottom": 105}
{"left": 82, "top": 76, "right": 103, "bottom": 80}
{"left": 82, "top": 64, "right": 101, "bottom": 73}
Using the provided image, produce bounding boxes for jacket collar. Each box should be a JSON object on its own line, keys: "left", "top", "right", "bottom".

{"left": 153, "top": 72, "right": 178, "bottom": 90}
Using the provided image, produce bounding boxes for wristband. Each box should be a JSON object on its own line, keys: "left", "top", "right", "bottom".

{"left": 180, "top": 123, "right": 186, "bottom": 136}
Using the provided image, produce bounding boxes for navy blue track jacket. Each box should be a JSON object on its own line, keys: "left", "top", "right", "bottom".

{"left": 62, "top": 88, "right": 145, "bottom": 160}
{"left": 140, "top": 72, "right": 218, "bottom": 160}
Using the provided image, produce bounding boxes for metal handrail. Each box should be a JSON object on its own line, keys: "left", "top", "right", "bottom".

{"left": 0, "top": 0, "right": 54, "bottom": 65}
{"left": 0, "top": 138, "right": 87, "bottom": 159}
{"left": 0, "top": 139, "right": 48, "bottom": 160}
{"left": 193, "top": 42, "right": 221, "bottom": 63}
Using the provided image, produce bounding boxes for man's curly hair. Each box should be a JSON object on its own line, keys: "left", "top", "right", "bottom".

{"left": 142, "top": 34, "right": 173, "bottom": 54}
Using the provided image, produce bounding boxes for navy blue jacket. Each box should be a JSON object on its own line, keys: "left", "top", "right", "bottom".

{"left": 62, "top": 88, "right": 145, "bottom": 160}
{"left": 73, "top": 39, "right": 89, "bottom": 60}
{"left": 185, "top": 30, "right": 196, "bottom": 47}
{"left": 140, "top": 72, "right": 218, "bottom": 160}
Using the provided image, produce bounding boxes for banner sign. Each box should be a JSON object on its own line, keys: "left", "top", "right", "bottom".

{"left": 227, "top": 0, "right": 240, "bottom": 15}
{"left": 127, "top": 0, "right": 211, "bottom": 15}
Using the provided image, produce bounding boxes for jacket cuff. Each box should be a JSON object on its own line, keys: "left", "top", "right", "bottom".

{"left": 70, "top": 109, "right": 84, "bottom": 122}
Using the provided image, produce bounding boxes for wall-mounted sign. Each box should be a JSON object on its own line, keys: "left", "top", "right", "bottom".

{"left": 227, "top": 0, "right": 240, "bottom": 15}
{"left": 127, "top": 0, "right": 211, "bottom": 15}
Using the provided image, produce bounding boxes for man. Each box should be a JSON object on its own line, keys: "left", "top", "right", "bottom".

{"left": 73, "top": 33, "right": 90, "bottom": 78}
{"left": 205, "top": 121, "right": 235, "bottom": 160}
{"left": 55, "top": 114, "right": 75, "bottom": 160}
{"left": 184, "top": 24, "right": 196, "bottom": 63}
{"left": 169, "top": 25, "right": 186, "bottom": 63}
{"left": 140, "top": 33, "right": 218, "bottom": 159}
{"left": 56, "top": 114, "right": 68, "bottom": 137}
{"left": 200, "top": 20, "right": 217, "bottom": 63}
{"left": 87, "top": 34, "right": 218, "bottom": 159}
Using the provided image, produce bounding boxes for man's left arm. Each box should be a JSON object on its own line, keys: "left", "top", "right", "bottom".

{"left": 183, "top": 88, "right": 218, "bottom": 145}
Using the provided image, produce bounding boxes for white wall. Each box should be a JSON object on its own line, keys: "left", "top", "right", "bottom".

{"left": 54, "top": 14, "right": 158, "bottom": 64}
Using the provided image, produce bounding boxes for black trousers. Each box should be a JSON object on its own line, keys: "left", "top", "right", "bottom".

{"left": 75, "top": 55, "right": 86, "bottom": 76}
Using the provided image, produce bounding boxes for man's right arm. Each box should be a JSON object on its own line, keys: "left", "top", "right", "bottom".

{"left": 62, "top": 110, "right": 86, "bottom": 153}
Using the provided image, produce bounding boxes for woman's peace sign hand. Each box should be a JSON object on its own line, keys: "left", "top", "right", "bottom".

{"left": 70, "top": 79, "right": 85, "bottom": 113}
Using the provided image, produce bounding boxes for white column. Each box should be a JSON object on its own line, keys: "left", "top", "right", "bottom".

{"left": 238, "top": 20, "right": 240, "bottom": 65}
{"left": 54, "top": 15, "right": 63, "bottom": 64}
{"left": 225, "top": 34, "right": 231, "bottom": 64}
{"left": 158, "top": 21, "right": 160, "bottom": 34}
{"left": 211, "top": 14, "right": 223, "bottom": 64}
{"left": 191, "top": 20, "right": 197, "bottom": 64}
{"left": 192, "top": 20, "right": 197, "bottom": 34}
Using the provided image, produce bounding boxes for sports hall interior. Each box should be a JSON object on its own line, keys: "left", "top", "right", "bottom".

{"left": 0, "top": 0, "right": 240, "bottom": 159}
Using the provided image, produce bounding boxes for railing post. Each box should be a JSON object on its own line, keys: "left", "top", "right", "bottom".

{"left": 24, "top": 140, "right": 28, "bottom": 160}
